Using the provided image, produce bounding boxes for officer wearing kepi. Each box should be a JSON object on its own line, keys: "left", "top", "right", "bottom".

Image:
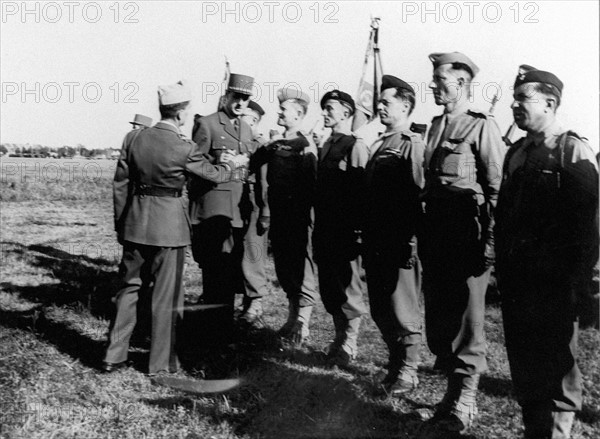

{"left": 313, "top": 90, "right": 368, "bottom": 367}
{"left": 189, "top": 73, "right": 255, "bottom": 344}
{"left": 251, "top": 87, "right": 318, "bottom": 346}
{"left": 363, "top": 75, "right": 424, "bottom": 394}
{"left": 496, "top": 67, "right": 598, "bottom": 439}
{"left": 420, "top": 52, "right": 505, "bottom": 432}
{"left": 103, "top": 81, "right": 248, "bottom": 375}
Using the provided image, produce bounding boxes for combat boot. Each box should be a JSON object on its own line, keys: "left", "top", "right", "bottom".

{"left": 327, "top": 315, "right": 361, "bottom": 367}
{"left": 379, "top": 344, "right": 419, "bottom": 396}
{"left": 278, "top": 301, "right": 298, "bottom": 337}
{"left": 523, "top": 406, "right": 575, "bottom": 439}
{"left": 431, "top": 373, "right": 479, "bottom": 432}
{"left": 289, "top": 305, "right": 313, "bottom": 346}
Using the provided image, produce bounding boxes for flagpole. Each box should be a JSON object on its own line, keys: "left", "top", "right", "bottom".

{"left": 372, "top": 17, "right": 381, "bottom": 118}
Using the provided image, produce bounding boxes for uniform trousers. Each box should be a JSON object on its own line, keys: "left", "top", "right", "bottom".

{"left": 366, "top": 258, "right": 422, "bottom": 368}
{"left": 241, "top": 185, "right": 269, "bottom": 299}
{"left": 105, "top": 242, "right": 185, "bottom": 373}
{"left": 318, "top": 256, "right": 366, "bottom": 320}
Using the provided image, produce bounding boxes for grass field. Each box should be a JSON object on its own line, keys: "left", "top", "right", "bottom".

{"left": 1, "top": 158, "right": 599, "bottom": 438}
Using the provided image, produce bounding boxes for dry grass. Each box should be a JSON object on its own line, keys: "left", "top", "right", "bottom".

{"left": 0, "top": 164, "right": 599, "bottom": 438}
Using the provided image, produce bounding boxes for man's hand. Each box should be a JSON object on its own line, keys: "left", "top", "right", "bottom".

{"left": 221, "top": 151, "right": 249, "bottom": 169}
{"left": 257, "top": 215, "right": 270, "bottom": 236}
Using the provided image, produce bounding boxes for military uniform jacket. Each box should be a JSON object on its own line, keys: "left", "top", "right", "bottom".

{"left": 424, "top": 108, "right": 504, "bottom": 210}
{"left": 313, "top": 132, "right": 368, "bottom": 259}
{"left": 114, "top": 122, "right": 234, "bottom": 247}
{"left": 364, "top": 129, "right": 425, "bottom": 264}
{"left": 189, "top": 111, "right": 253, "bottom": 228}
{"left": 495, "top": 126, "right": 599, "bottom": 288}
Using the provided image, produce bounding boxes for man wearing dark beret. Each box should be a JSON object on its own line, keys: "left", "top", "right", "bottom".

{"left": 237, "top": 100, "right": 270, "bottom": 325}
{"left": 495, "top": 67, "right": 598, "bottom": 438}
{"left": 312, "top": 90, "right": 369, "bottom": 367}
{"left": 104, "top": 81, "right": 248, "bottom": 374}
{"left": 250, "top": 87, "right": 318, "bottom": 346}
{"left": 363, "top": 75, "right": 424, "bottom": 394}
{"left": 189, "top": 73, "right": 255, "bottom": 346}
{"left": 419, "top": 52, "right": 505, "bottom": 432}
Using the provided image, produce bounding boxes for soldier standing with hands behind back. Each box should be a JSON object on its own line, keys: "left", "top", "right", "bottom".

{"left": 419, "top": 52, "right": 505, "bottom": 432}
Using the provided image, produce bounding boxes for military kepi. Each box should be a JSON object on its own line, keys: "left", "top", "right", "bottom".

{"left": 381, "top": 75, "right": 415, "bottom": 94}
{"left": 320, "top": 90, "right": 356, "bottom": 115}
{"left": 158, "top": 80, "right": 192, "bottom": 105}
{"left": 514, "top": 67, "right": 563, "bottom": 96}
{"left": 130, "top": 114, "right": 152, "bottom": 127}
{"left": 247, "top": 100, "right": 265, "bottom": 116}
{"left": 429, "top": 52, "right": 480, "bottom": 77}
{"left": 277, "top": 87, "right": 311, "bottom": 105}
{"left": 228, "top": 73, "right": 254, "bottom": 95}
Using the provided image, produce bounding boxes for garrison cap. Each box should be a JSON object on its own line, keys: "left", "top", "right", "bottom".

{"left": 130, "top": 114, "right": 152, "bottom": 127}
{"left": 514, "top": 67, "right": 563, "bottom": 96}
{"left": 320, "top": 90, "right": 356, "bottom": 115}
{"left": 277, "top": 87, "right": 311, "bottom": 106}
{"left": 381, "top": 75, "right": 415, "bottom": 94}
{"left": 158, "top": 80, "right": 192, "bottom": 105}
{"left": 227, "top": 73, "right": 254, "bottom": 96}
{"left": 429, "top": 52, "right": 480, "bottom": 77}
{"left": 246, "top": 100, "right": 265, "bottom": 117}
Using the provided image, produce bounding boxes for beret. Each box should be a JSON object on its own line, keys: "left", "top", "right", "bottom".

{"left": 228, "top": 73, "right": 254, "bottom": 96}
{"left": 429, "top": 52, "right": 480, "bottom": 77}
{"left": 158, "top": 80, "right": 192, "bottom": 105}
{"left": 130, "top": 114, "right": 152, "bottom": 127}
{"left": 320, "top": 89, "right": 356, "bottom": 114}
{"left": 380, "top": 75, "right": 415, "bottom": 94}
{"left": 246, "top": 100, "right": 265, "bottom": 116}
{"left": 514, "top": 67, "right": 563, "bottom": 95}
{"left": 277, "top": 87, "right": 311, "bottom": 106}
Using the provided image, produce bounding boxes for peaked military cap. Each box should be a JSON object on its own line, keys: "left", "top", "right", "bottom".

{"left": 247, "top": 100, "right": 265, "bottom": 116}
{"left": 277, "top": 87, "right": 311, "bottom": 106}
{"left": 320, "top": 90, "right": 356, "bottom": 115}
{"left": 158, "top": 80, "right": 192, "bottom": 105}
{"left": 429, "top": 52, "right": 480, "bottom": 77}
{"left": 228, "top": 73, "right": 254, "bottom": 95}
{"left": 130, "top": 114, "right": 152, "bottom": 127}
{"left": 380, "top": 75, "right": 415, "bottom": 94}
{"left": 514, "top": 67, "right": 563, "bottom": 96}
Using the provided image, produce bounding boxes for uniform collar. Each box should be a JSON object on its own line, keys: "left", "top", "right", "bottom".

{"left": 156, "top": 120, "right": 181, "bottom": 134}
{"left": 526, "top": 119, "right": 564, "bottom": 149}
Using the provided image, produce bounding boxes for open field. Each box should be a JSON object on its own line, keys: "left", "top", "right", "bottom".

{"left": 0, "top": 158, "right": 599, "bottom": 438}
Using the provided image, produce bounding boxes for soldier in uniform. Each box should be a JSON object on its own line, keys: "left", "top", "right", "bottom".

{"left": 313, "top": 90, "right": 368, "bottom": 367}
{"left": 103, "top": 81, "right": 248, "bottom": 374}
{"left": 496, "top": 68, "right": 598, "bottom": 439}
{"left": 237, "top": 100, "right": 270, "bottom": 325}
{"left": 130, "top": 114, "right": 152, "bottom": 130}
{"left": 363, "top": 76, "right": 424, "bottom": 394}
{"left": 251, "top": 88, "right": 318, "bottom": 346}
{"left": 189, "top": 73, "right": 255, "bottom": 344}
{"left": 420, "top": 52, "right": 505, "bottom": 431}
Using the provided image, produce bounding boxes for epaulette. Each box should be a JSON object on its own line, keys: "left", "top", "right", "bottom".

{"left": 466, "top": 109, "right": 490, "bottom": 119}
{"left": 178, "top": 132, "right": 196, "bottom": 145}
{"left": 564, "top": 130, "right": 588, "bottom": 142}
{"left": 401, "top": 129, "right": 420, "bottom": 140}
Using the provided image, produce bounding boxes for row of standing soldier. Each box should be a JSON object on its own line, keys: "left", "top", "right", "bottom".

{"left": 103, "top": 51, "right": 598, "bottom": 439}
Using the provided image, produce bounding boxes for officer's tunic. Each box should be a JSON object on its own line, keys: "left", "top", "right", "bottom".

{"left": 105, "top": 122, "right": 235, "bottom": 373}
{"left": 420, "top": 106, "right": 505, "bottom": 376}
{"left": 364, "top": 129, "right": 424, "bottom": 369}
{"left": 313, "top": 132, "right": 368, "bottom": 320}
{"left": 495, "top": 124, "right": 598, "bottom": 413}
{"left": 189, "top": 111, "right": 253, "bottom": 341}
{"left": 252, "top": 132, "right": 318, "bottom": 308}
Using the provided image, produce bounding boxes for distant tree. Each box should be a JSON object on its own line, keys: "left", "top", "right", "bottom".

{"left": 0, "top": 144, "right": 8, "bottom": 155}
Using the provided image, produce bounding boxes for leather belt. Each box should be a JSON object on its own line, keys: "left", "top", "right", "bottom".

{"left": 135, "top": 184, "right": 182, "bottom": 198}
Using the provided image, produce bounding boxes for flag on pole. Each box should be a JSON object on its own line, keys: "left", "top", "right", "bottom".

{"left": 217, "top": 56, "right": 231, "bottom": 111}
{"left": 352, "top": 18, "right": 383, "bottom": 132}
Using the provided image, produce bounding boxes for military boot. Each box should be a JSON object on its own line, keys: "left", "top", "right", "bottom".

{"left": 239, "top": 296, "right": 263, "bottom": 326}
{"left": 289, "top": 305, "right": 313, "bottom": 346}
{"left": 523, "top": 406, "right": 575, "bottom": 439}
{"left": 278, "top": 301, "right": 298, "bottom": 337}
{"left": 328, "top": 316, "right": 361, "bottom": 367}
{"left": 432, "top": 373, "right": 479, "bottom": 432}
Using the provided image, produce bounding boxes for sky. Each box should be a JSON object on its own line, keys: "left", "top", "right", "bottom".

{"left": 1, "top": 0, "right": 599, "bottom": 149}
